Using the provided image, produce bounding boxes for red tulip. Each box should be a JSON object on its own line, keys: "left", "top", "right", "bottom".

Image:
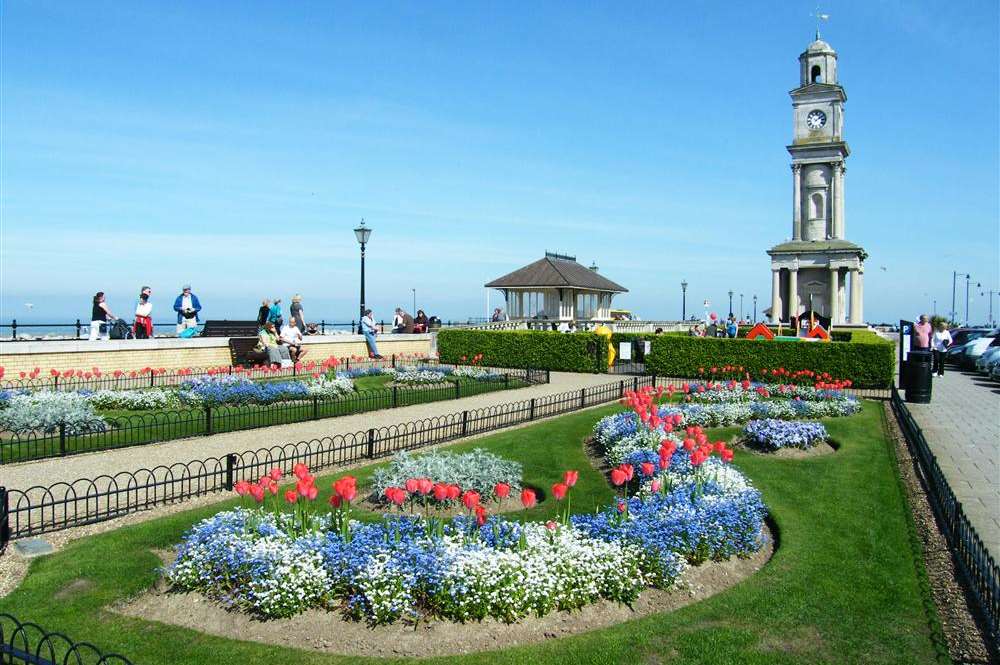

{"left": 268, "top": 467, "right": 283, "bottom": 482}
{"left": 551, "top": 482, "right": 568, "bottom": 500}
{"left": 621, "top": 464, "right": 634, "bottom": 481}
{"left": 446, "top": 484, "right": 461, "bottom": 500}
{"left": 292, "top": 463, "right": 309, "bottom": 480}
{"left": 234, "top": 480, "right": 251, "bottom": 496}
{"left": 249, "top": 484, "right": 265, "bottom": 503}
{"left": 405, "top": 478, "right": 420, "bottom": 493}
{"left": 610, "top": 469, "right": 627, "bottom": 486}
{"left": 520, "top": 488, "right": 537, "bottom": 508}
{"left": 416, "top": 478, "right": 433, "bottom": 495}
{"left": 475, "top": 504, "right": 488, "bottom": 526}
{"left": 641, "top": 462, "right": 655, "bottom": 477}
{"left": 545, "top": 520, "right": 558, "bottom": 531}
{"left": 650, "top": 479, "right": 662, "bottom": 493}
{"left": 284, "top": 489, "right": 299, "bottom": 504}
{"left": 329, "top": 494, "right": 343, "bottom": 508}
{"left": 494, "top": 482, "right": 511, "bottom": 499}
{"left": 432, "top": 483, "right": 449, "bottom": 501}
{"left": 617, "top": 500, "right": 627, "bottom": 513}
{"left": 462, "top": 490, "right": 480, "bottom": 511}
{"left": 563, "top": 470, "right": 579, "bottom": 487}
{"left": 722, "top": 449, "right": 734, "bottom": 463}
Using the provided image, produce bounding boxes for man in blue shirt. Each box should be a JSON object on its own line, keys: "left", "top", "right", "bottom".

{"left": 173, "top": 285, "right": 202, "bottom": 335}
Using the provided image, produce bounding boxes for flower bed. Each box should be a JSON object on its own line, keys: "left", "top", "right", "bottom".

{"left": 167, "top": 449, "right": 766, "bottom": 624}
{"left": 370, "top": 449, "right": 523, "bottom": 504}
{"left": 0, "top": 391, "right": 108, "bottom": 434}
{"left": 450, "top": 365, "right": 506, "bottom": 381}
{"left": 743, "top": 419, "right": 828, "bottom": 451}
{"left": 388, "top": 367, "right": 453, "bottom": 385}
{"left": 176, "top": 375, "right": 354, "bottom": 406}
{"left": 83, "top": 388, "right": 181, "bottom": 411}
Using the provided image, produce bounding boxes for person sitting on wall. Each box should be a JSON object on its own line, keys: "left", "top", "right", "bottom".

{"left": 413, "top": 309, "right": 428, "bottom": 333}
{"left": 280, "top": 321, "right": 308, "bottom": 361}
{"left": 256, "top": 321, "right": 292, "bottom": 367}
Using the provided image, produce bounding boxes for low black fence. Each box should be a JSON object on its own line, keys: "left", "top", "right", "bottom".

{"left": 0, "top": 375, "right": 653, "bottom": 545}
{"left": 0, "top": 368, "right": 547, "bottom": 464}
{"left": 0, "top": 354, "right": 426, "bottom": 393}
{"left": 0, "top": 613, "right": 133, "bottom": 664}
{"left": 890, "top": 387, "right": 999, "bottom": 652}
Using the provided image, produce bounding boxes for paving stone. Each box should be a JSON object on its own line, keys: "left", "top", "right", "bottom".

{"left": 13, "top": 538, "right": 54, "bottom": 558}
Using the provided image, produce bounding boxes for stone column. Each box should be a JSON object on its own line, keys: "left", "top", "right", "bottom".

{"left": 792, "top": 165, "right": 802, "bottom": 240}
{"left": 834, "top": 163, "right": 845, "bottom": 238}
{"left": 828, "top": 266, "right": 839, "bottom": 323}
{"left": 788, "top": 267, "right": 799, "bottom": 322}
{"left": 837, "top": 270, "right": 847, "bottom": 324}
{"left": 849, "top": 268, "right": 861, "bottom": 324}
{"left": 770, "top": 268, "right": 782, "bottom": 324}
{"left": 856, "top": 269, "right": 864, "bottom": 323}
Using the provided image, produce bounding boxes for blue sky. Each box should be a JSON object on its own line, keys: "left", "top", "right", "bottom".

{"left": 2, "top": 1, "right": 998, "bottom": 325}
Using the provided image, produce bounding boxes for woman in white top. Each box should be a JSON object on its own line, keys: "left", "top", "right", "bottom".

{"left": 89, "top": 292, "right": 115, "bottom": 341}
{"left": 931, "top": 322, "right": 952, "bottom": 377}
{"left": 134, "top": 287, "right": 153, "bottom": 339}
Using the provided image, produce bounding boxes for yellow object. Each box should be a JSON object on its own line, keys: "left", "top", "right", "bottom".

{"left": 594, "top": 324, "right": 615, "bottom": 367}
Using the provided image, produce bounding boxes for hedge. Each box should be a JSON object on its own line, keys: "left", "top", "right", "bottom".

{"left": 437, "top": 329, "right": 604, "bottom": 373}
{"left": 644, "top": 334, "right": 894, "bottom": 388}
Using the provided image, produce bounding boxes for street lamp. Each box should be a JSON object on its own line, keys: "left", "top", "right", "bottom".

{"left": 728, "top": 290, "right": 734, "bottom": 317}
{"left": 354, "top": 219, "right": 372, "bottom": 333}
{"left": 739, "top": 293, "right": 744, "bottom": 321}
{"left": 411, "top": 288, "right": 416, "bottom": 315}
{"left": 681, "top": 280, "right": 688, "bottom": 320}
{"left": 752, "top": 294, "right": 758, "bottom": 322}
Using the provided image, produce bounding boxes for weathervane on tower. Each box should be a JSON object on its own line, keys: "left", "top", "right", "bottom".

{"left": 811, "top": 4, "right": 830, "bottom": 40}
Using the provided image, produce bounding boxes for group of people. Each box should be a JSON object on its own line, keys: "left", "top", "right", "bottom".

{"left": 362, "top": 307, "right": 438, "bottom": 358}
{"left": 89, "top": 286, "right": 202, "bottom": 341}
{"left": 689, "top": 314, "right": 741, "bottom": 338}
{"left": 912, "top": 314, "right": 952, "bottom": 377}
{"left": 254, "top": 296, "right": 310, "bottom": 366}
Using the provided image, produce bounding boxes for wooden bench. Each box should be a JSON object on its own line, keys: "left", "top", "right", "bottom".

{"left": 228, "top": 337, "right": 268, "bottom": 367}
{"left": 201, "top": 320, "right": 261, "bottom": 337}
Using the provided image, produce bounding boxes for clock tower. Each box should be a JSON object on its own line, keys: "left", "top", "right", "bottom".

{"left": 767, "top": 35, "right": 867, "bottom": 326}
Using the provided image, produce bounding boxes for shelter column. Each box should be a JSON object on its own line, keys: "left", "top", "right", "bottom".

{"left": 770, "top": 267, "right": 782, "bottom": 324}
{"left": 849, "top": 268, "right": 861, "bottom": 324}
{"left": 792, "top": 165, "right": 802, "bottom": 240}
{"left": 788, "top": 266, "right": 799, "bottom": 322}
{"left": 833, "top": 163, "right": 845, "bottom": 238}
{"left": 828, "top": 266, "right": 839, "bottom": 323}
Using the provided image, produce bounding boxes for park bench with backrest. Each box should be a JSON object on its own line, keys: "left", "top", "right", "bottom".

{"left": 200, "top": 320, "right": 268, "bottom": 366}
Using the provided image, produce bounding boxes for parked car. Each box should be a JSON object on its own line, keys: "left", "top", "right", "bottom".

{"left": 991, "top": 362, "right": 1000, "bottom": 383}
{"left": 975, "top": 345, "right": 1000, "bottom": 374}
{"left": 945, "top": 328, "right": 991, "bottom": 364}
{"left": 960, "top": 328, "right": 999, "bottom": 370}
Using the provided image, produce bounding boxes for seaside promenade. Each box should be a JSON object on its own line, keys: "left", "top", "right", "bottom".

{"left": 906, "top": 369, "right": 1000, "bottom": 561}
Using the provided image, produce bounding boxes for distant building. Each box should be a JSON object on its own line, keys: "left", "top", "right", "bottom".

{"left": 485, "top": 252, "right": 627, "bottom": 323}
{"left": 767, "top": 35, "right": 867, "bottom": 326}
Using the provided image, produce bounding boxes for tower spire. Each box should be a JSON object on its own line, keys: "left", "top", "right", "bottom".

{"left": 812, "top": 4, "right": 830, "bottom": 40}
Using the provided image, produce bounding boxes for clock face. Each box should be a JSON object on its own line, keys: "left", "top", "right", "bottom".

{"left": 806, "top": 109, "right": 827, "bottom": 130}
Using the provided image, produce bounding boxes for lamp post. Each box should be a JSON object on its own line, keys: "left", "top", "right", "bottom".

{"left": 965, "top": 274, "right": 972, "bottom": 325}
{"left": 753, "top": 294, "right": 758, "bottom": 322}
{"left": 354, "top": 219, "right": 372, "bottom": 333}
{"left": 681, "top": 280, "right": 688, "bottom": 321}
{"left": 739, "top": 293, "right": 744, "bottom": 322}
{"left": 411, "top": 288, "right": 416, "bottom": 315}
{"left": 728, "top": 290, "right": 734, "bottom": 317}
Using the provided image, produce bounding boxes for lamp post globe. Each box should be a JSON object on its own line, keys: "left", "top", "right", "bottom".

{"left": 681, "top": 280, "right": 688, "bottom": 321}
{"left": 752, "top": 294, "right": 758, "bottom": 322}
{"left": 354, "top": 219, "right": 372, "bottom": 333}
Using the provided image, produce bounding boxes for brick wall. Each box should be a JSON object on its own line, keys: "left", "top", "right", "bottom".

{"left": 0, "top": 335, "right": 432, "bottom": 375}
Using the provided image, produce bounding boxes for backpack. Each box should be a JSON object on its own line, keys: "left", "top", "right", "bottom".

{"left": 109, "top": 319, "right": 134, "bottom": 340}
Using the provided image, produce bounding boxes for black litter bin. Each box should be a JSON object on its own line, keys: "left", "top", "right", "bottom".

{"left": 905, "top": 349, "right": 933, "bottom": 403}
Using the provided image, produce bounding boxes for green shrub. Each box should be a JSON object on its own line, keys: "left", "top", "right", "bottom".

{"left": 437, "top": 329, "right": 604, "bottom": 373}
{"left": 644, "top": 334, "right": 894, "bottom": 388}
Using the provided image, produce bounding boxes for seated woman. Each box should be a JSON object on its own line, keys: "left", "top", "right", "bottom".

{"left": 279, "top": 322, "right": 308, "bottom": 361}
{"left": 257, "top": 321, "right": 291, "bottom": 366}
{"left": 413, "top": 309, "right": 428, "bottom": 333}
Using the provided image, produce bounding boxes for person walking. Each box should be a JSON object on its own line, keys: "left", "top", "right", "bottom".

{"left": 931, "top": 322, "right": 953, "bottom": 377}
{"left": 913, "top": 315, "right": 932, "bottom": 350}
{"left": 256, "top": 299, "right": 271, "bottom": 329}
{"left": 290, "top": 294, "right": 306, "bottom": 333}
{"left": 89, "top": 292, "right": 115, "bottom": 340}
{"left": 361, "top": 309, "right": 382, "bottom": 358}
{"left": 173, "top": 285, "right": 202, "bottom": 335}
{"left": 267, "top": 298, "right": 283, "bottom": 330}
{"left": 134, "top": 286, "right": 153, "bottom": 339}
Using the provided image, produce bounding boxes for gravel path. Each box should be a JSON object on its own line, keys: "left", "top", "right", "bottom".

{"left": 0, "top": 372, "right": 616, "bottom": 492}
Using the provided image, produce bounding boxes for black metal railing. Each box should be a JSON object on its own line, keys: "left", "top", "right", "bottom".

{"left": 0, "top": 354, "right": 426, "bottom": 392}
{"left": 0, "top": 613, "right": 133, "bottom": 664}
{"left": 890, "top": 387, "right": 999, "bottom": 651}
{"left": 0, "top": 375, "right": 647, "bottom": 545}
{"left": 0, "top": 368, "right": 548, "bottom": 464}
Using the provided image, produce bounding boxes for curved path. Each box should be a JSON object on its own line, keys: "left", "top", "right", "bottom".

{"left": 0, "top": 372, "right": 617, "bottom": 493}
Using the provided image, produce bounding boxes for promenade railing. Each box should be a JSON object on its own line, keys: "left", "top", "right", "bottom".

{"left": 0, "top": 375, "right": 651, "bottom": 547}
{"left": 0, "top": 368, "right": 548, "bottom": 464}
{"left": 0, "top": 613, "right": 134, "bottom": 665}
{"left": 890, "top": 386, "right": 999, "bottom": 652}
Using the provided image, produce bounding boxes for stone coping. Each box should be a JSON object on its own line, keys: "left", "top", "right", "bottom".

{"left": 0, "top": 333, "right": 433, "bottom": 356}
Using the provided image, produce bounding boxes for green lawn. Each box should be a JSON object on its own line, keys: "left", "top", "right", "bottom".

{"left": 0, "top": 401, "right": 943, "bottom": 664}
{"left": 0, "top": 375, "right": 529, "bottom": 463}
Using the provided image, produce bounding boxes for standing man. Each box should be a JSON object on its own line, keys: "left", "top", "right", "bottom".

{"left": 361, "top": 309, "right": 382, "bottom": 358}
{"left": 913, "top": 314, "right": 932, "bottom": 350}
{"left": 173, "top": 285, "right": 202, "bottom": 335}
